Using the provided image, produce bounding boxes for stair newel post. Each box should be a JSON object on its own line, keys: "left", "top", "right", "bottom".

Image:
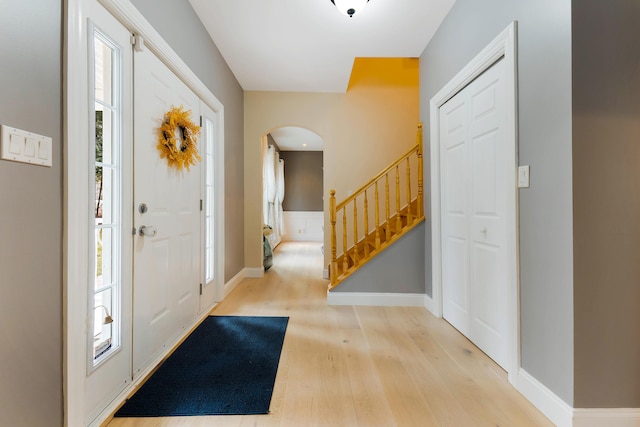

{"left": 406, "top": 157, "right": 413, "bottom": 225}
{"left": 385, "top": 174, "right": 391, "bottom": 241}
{"left": 395, "top": 165, "right": 402, "bottom": 234}
{"left": 353, "top": 199, "right": 359, "bottom": 265}
{"left": 374, "top": 181, "right": 381, "bottom": 249}
{"left": 363, "top": 190, "right": 370, "bottom": 258}
{"left": 342, "top": 209, "right": 348, "bottom": 273}
{"left": 417, "top": 123, "right": 424, "bottom": 218}
{"left": 330, "top": 190, "right": 338, "bottom": 287}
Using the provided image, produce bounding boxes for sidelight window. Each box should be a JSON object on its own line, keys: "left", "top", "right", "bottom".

{"left": 89, "top": 26, "right": 122, "bottom": 368}
{"left": 203, "top": 116, "right": 215, "bottom": 284}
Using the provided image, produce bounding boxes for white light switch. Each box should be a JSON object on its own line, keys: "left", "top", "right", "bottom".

{"left": 1, "top": 125, "right": 52, "bottom": 167}
{"left": 9, "top": 133, "right": 23, "bottom": 154}
{"left": 25, "top": 137, "right": 36, "bottom": 157}
{"left": 518, "top": 165, "right": 530, "bottom": 188}
{"left": 38, "top": 139, "right": 50, "bottom": 160}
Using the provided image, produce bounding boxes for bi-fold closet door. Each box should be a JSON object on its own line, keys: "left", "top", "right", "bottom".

{"left": 440, "top": 57, "right": 510, "bottom": 369}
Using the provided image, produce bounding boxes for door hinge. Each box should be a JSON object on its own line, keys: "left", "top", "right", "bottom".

{"left": 200, "top": 115, "right": 203, "bottom": 128}
{"left": 131, "top": 34, "right": 144, "bottom": 52}
{"left": 199, "top": 283, "right": 203, "bottom": 295}
{"left": 200, "top": 199, "right": 203, "bottom": 211}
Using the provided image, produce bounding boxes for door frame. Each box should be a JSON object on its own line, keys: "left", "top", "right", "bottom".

{"left": 65, "top": 0, "right": 225, "bottom": 425}
{"left": 427, "top": 22, "right": 519, "bottom": 382}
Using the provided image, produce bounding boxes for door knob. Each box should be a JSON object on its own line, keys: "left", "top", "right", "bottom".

{"left": 139, "top": 225, "right": 157, "bottom": 237}
{"left": 480, "top": 227, "right": 488, "bottom": 236}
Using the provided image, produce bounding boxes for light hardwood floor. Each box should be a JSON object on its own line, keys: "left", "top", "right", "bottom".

{"left": 107, "top": 241, "right": 553, "bottom": 427}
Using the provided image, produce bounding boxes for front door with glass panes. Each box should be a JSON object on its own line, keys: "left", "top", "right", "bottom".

{"left": 80, "top": 3, "right": 222, "bottom": 423}
{"left": 84, "top": 6, "right": 133, "bottom": 424}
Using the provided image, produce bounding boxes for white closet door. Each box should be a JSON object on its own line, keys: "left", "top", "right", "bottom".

{"left": 441, "top": 58, "right": 509, "bottom": 369}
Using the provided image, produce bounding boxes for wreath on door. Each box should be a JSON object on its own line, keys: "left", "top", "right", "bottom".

{"left": 157, "top": 105, "right": 201, "bottom": 170}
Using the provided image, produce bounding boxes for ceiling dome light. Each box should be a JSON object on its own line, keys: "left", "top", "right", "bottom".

{"left": 330, "top": 0, "right": 370, "bottom": 18}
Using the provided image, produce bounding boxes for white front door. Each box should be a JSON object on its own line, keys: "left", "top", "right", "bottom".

{"left": 440, "top": 58, "right": 510, "bottom": 369}
{"left": 132, "top": 46, "right": 201, "bottom": 376}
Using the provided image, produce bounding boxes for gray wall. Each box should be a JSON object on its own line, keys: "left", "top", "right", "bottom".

{"left": 132, "top": 0, "right": 244, "bottom": 283}
{"left": 572, "top": 0, "right": 640, "bottom": 408}
{"left": 332, "top": 222, "right": 426, "bottom": 294}
{"left": 420, "top": 0, "right": 574, "bottom": 404}
{"left": 279, "top": 151, "right": 323, "bottom": 212}
{"left": 0, "top": 1, "right": 63, "bottom": 426}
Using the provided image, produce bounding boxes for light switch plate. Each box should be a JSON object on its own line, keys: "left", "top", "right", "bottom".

{"left": 1, "top": 125, "right": 52, "bottom": 167}
{"left": 518, "top": 165, "right": 530, "bottom": 188}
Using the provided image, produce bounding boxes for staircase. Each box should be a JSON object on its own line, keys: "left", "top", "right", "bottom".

{"left": 328, "top": 124, "right": 425, "bottom": 290}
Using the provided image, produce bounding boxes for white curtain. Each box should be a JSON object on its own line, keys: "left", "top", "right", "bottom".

{"left": 276, "top": 158, "right": 285, "bottom": 239}
{"left": 263, "top": 145, "right": 277, "bottom": 235}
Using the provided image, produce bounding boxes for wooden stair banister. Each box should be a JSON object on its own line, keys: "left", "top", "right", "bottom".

{"left": 329, "top": 124, "right": 425, "bottom": 290}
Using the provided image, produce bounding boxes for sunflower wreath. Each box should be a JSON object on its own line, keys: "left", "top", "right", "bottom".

{"left": 157, "top": 105, "right": 201, "bottom": 170}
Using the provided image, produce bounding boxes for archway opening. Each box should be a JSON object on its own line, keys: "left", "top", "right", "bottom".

{"left": 262, "top": 126, "right": 324, "bottom": 269}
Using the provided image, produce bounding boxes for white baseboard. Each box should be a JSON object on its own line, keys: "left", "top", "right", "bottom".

{"left": 244, "top": 267, "right": 264, "bottom": 278}
{"left": 515, "top": 368, "right": 573, "bottom": 427}
{"left": 223, "top": 268, "right": 246, "bottom": 299}
{"left": 327, "top": 292, "right": 427, "bottom": 307}
{"left": 424, "top": 293, "right": 439, "bottom": 316}
{"left": 573, "top": 409, "right": 640, "bottom": 427}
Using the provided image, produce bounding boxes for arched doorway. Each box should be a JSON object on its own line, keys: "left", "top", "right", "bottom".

{"left": 262, "top": 126, "right": 324, "bottom": 268}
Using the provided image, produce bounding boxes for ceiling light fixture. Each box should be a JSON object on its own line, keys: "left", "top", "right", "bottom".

{"left": 330, "top": 0, "right": 370, "bottom": 18}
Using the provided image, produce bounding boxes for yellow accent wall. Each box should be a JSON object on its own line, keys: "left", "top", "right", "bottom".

{"left": 244, "top": 58, "right": 419, "bottom": 269}
{"left": 347, "top": 57, "right": 419, "bottom": 90}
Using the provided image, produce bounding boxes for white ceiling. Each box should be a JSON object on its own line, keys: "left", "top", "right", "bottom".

{"left": 270, "top": 127, "right": 324, "bottom": 151}
{"left": 189, "top": 0, "right": 457, "bottom": 93}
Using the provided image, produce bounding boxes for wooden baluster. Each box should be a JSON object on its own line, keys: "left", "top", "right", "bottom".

{"left": 385, "top": 174, "right": 391, "bottom": 241}
{"left": 406, "top": 157, "right": 413, "bottom": 225}
{"left": 417, "top": 123, "right": 424, "bottom": 218}
{"left": 353, "top": 199, "right": 359, "bottom": 265}
{"left": 363, "top": 190, "right": 370, "bottom": 258}
{"left": 395, "top": 165, "right": 401, "bottom": 234}
{"left": 342, "top": 209, "right": 348, "bottom": 273}
{"left": 330, "top": 190, "right": 337, "bottom": 287}
{"left": 375, "top": 182, "right": 381, "bottom": 249}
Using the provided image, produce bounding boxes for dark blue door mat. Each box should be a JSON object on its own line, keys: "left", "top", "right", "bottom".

{"left": 115, "top": 316, "right": 289, "bottom": 417}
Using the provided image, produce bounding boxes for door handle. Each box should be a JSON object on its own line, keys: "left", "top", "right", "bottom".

{"left": 138, "top": 225, "right": 157, "bottom": 237}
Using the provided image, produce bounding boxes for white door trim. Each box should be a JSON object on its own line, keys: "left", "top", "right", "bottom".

{"left": 65, "top": 0, "right": 225, "bottom": 425}
{"left": 99, "top": 0, "right": 224, "bottom": 115}
{"left": 64, "top": 1, "right": 90, "bottom": 425}
{"left": 428, "top": 22, "right": 519, "bottom": 382}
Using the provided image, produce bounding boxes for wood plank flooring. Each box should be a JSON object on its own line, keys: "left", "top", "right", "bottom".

{"left": 107, "top": 241, "right": 552, "bottom": 427}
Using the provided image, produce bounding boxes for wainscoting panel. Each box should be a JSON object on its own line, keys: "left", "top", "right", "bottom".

{"left": 282, "top": 211, "right": 323, "bottom": 242}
